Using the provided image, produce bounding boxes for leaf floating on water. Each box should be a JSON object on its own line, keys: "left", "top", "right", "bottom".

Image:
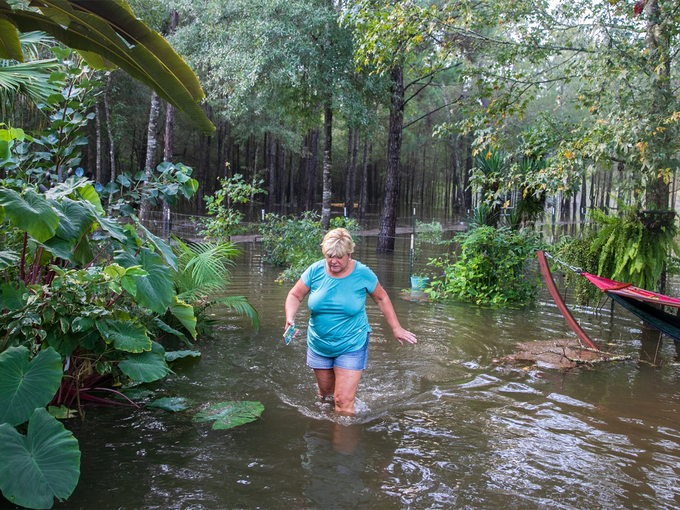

{"left": 120, "top": 388, "right": 155, "bottom": 401}
{"left": 147, "top": 397, "right": 193, "bottom": 412}
{"left": 193, "top": 401, "right": 264, "bottom": 430}
{"left": 48, "top": 405, "right": 79, "bottom": 419}
{"left": 165, "top": 350, "right": 201, "bottom": 363}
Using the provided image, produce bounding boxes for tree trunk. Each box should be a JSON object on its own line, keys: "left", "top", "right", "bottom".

{"left": 348, "top": 127, "right": 359, "bottom": 218}
{"left": 250, "top": 142, "right": 258, "bottom": 218}
{"left": 162, "top": 89, "right": 175, "bottom": 239}
{"left": 311, "top": 126, "right": 320, "bottom": 209}
{"left": 580, "top": 172, "right": 587, "bottom": 222}
{"left": 359, "top": 136, "right": 369, "bottom": 219}
{"left": 320, "top": 101, "right": 333, "bottom": 226}
{"left": 464, "top": 143, "right": 472, "bottom": 211}
{"left": 268, "top": 131, "right": 276, "bottom": 212}
{"left": 139, "top": 90, "right": 160, "bottom": 225}
{"left": 162, "top": 10, "right": 178, "bottom": 235}
{"left": 298, "top": 136, "right": 306, "bottom": 210}
{"left": 344, "top": 126, "right": 354, "bottom": 216}
{"left": 104, "top": 75, "right": 115, "bottom": 185}
{"left": 280, "top": 146, "right": 286, "bottom": 214}
{"left": 94, "top": 100, "right": 101, "bottom": 182}
{"left": 377, "top": 66, "right": 404, "bottom": 252}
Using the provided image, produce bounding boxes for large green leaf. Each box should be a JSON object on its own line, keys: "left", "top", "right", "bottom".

{"left": 146, "top": 397, "right": 193, "bottom": 412}
{"left": 44, "top": 176, "right": 91, "bottom": 202}
{"left": 51, "top": 197, "right": 95, "bottom": 243}
{"left": 164, "top": 350, "right": 201, "bottom": 363}
{"left": 0, "top": 188, "right": 59, "bottom": 242}
{"left": 0, "top": 1, "right": 215, "bottom": 133}
{"left": 0, "top": 18, "right": 23, "bottom": 61}
{"left": 99, "top": 319, "right": 151, "bottom": 353}
{"left": 193, "top": 401, "right": 265, "bottom": 430}
{"left": 39, "top": 236, "right": 74, "bottom": 262}
{"left": 114, "top": 248, "right": 173, "bottom": 314}
{"left": 118, "top": 341, "right": 170, "bottom": 383}
{"left": 169, "top": 296, "right": 196, "bottom": 339}
{"left": 0, "top": 281, "right": 27, "bottom": 311}
{"left": 76, "top": 182, "right": 104, "bottom": 214}
{"left": 82, "top": 201, "right": 127, "bottom": 243}
{"left": 0, "top": 250, "right": 19, "bottom": 271}
{"left": 134, "top": 215, "right": 177, "bottom": 270}
{"left": 0, "top": 346, "right": 62, "bottom": 427}
{"left": 0, "top": 408, "right": 80, "bottom": 509}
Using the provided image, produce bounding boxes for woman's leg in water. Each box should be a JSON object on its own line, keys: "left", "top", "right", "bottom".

{"left": 313, "top": 368, "right": 363, "bottom": 414}
{"left": 332, "top": 367, "right": 363, "bottom": 415}
{"left": 313, "top": 368, "right": 335, "bottom": 398}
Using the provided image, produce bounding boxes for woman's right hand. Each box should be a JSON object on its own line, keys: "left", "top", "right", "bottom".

{"left": 283, "top": 318, "right": 295, "bottom": 337}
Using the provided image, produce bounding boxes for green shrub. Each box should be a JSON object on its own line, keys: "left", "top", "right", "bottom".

{"left": 260, "top": 213, "right": 361, "bottom": 281}
{"left": 426, "top": 225, "right": 543, "bottom": 306}
{"left": 554, "top": 233, "right": 601, "bottom": 306}
{"left": 200, "top": 174, "right": 266, "bottom": 240}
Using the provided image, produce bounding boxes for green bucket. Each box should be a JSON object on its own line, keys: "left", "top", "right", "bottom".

{"left": 410, "top": 276, "right": 429, "bottom": 291}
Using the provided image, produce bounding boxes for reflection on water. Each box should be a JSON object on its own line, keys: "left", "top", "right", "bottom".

{"left": 301, "top": 421, "right": 370, "bottom": 507}
{"left": 14, "top": 232, "right": 680, "bottom": 510}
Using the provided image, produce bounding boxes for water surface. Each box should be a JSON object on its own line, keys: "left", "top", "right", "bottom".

{"left": 23, "top": 230, "right": 680, "bottom": 509}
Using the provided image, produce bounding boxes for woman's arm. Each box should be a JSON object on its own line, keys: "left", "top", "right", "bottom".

{"left": 285, "top": 279, "right": 310, "bottom": 330}
{"left": 369, "top": 282, "right": 417, "bottom": 345}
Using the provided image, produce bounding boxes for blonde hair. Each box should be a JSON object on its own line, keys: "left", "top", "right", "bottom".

{"left": 321, "top": 228, "right": 355, "bottom": 258}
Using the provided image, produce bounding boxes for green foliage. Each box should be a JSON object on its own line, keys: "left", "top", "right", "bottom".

{"left": 164, "top": 350, "right": 201, "bottom": 363}
{"left": 329, "top": 216, "right": 361, "bottom": 233}
{"left": 0, "top": 53, "right": 101, "bottom": 187}
{"left": 102, "top": 162, "right": 199, "bottom": 218}
{"left": 260, "top": 211, "right": 324, "bottom": 281}
{"left": 0, "top": 408, "right": 80, "bottom": 509}
{"left": 168, "top": 238, "right": 260, "bottom": 334}
{"left": 426, "top": 226, "right": 543, "bottom": 306}
{"left": 0, "top": 31, "right": 61, "bottom": 110}
{"left": 553, "top": 233, "right": 601, "bottom": 306}
{"left": 193, "top": 401, "right": 265, "bottom": 430}
{"left": 0, "top": 347, "right": 62, "bottom": 427}
{"left": 0, "top": 0, "right": 214, "bottom": 132}
{"left": 556, "top": 206, "right": 679, "bottom": 305}
{"left": 590, "top": 207, "right": 678, "bottom": 291}
{"left": 468, "top": 205, "right": 499, "bottom": 229}
{"left": 200, "top": 174, "right": 265, "bottom": 240}
{"left": 260, "top": 213, "right": 363, "bottom": 281}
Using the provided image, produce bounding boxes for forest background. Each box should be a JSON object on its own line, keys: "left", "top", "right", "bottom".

{"left": 7, "top": 0, "right": 679, "bottom": 255}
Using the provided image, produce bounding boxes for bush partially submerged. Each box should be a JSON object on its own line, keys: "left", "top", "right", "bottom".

{"left": 426, "top": 225, "right": 543, "bottom": 306}
{"left": 260, "top": 213, "right": 360, "bottom": 281}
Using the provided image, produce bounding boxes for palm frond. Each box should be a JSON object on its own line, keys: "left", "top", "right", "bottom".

{"left": 172, "top": 241, "right": 259, "bottom": 329}
{"left": 207, "top": 295, "right": 260, "bottom": 329}
{"left": 0, "top": 59, "right": 60, "bottom": 104}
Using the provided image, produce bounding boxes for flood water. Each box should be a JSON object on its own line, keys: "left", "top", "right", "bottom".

{"left": 24, "top": 226, "right": 680, "bottom": 509}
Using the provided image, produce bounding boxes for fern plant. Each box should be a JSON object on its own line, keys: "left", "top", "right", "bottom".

{"left": 167, "top": 239, "right": 259, "bottom": 338}
{"left": 590, "top": 206, "right": 678, "bottom": 291}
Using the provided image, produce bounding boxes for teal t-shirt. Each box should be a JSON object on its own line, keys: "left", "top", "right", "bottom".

{"left": 301, "top": 259, "right": 379, "bottom": 357}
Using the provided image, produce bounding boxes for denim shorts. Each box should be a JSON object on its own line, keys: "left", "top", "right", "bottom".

{"left": 306, "top": 333, "right": 369, "bottom": 371}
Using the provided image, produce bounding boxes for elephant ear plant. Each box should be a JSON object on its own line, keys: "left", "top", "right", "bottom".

{"left": 0, "top": 176, "right": 264, "bottom": 509}
{"left": 0, "top": 177, "right": 198, "bottom": 509}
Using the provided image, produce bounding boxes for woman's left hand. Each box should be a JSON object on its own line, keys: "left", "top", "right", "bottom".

{"left": 393, "top": 327, "right": 417, "bottom": 345}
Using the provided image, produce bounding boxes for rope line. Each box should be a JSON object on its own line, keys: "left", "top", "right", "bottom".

{"left": 543, "top": 251, "right": 582, "bottom": 275}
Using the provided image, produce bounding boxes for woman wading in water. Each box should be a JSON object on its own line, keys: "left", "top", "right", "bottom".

{"left": 284, "top": 228, "right": 417, "bottom": 415}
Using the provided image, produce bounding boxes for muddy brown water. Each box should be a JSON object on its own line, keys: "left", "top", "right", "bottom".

{"left": 9, "top": 232, "right": 680, "bottom": 509}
